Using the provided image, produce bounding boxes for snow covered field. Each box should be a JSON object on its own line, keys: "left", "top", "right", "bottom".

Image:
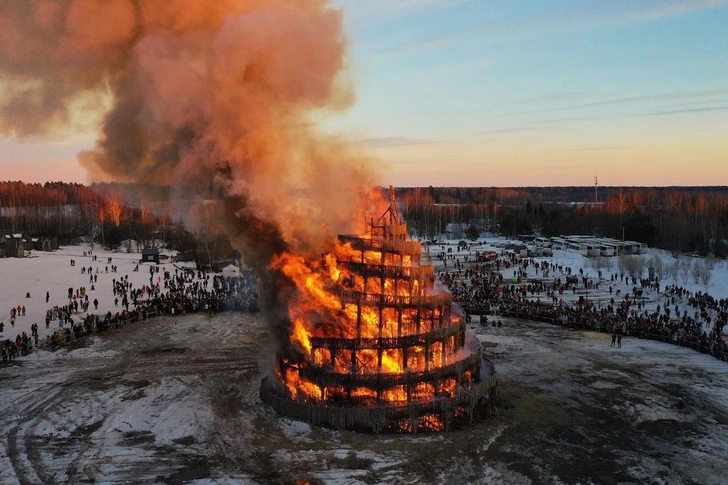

{"left": 426, "top": 237, "right": 728, "bottom": 303}
{"left": 3, "top": 311, "right": 728, "bottom": 484}
{"left": 1, "top": 241, "right": 728, "bottom": 484}
{"left": 3, "top": 239, "right": 727, "bottom": 350}
{"left": 429, "top": 238, "right": 728, "bottom": 336}
{"left": 0, "top": 244, "right": 198, "bottom": 343}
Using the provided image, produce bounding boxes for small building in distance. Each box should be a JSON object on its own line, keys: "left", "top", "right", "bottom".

{"left": 141, "top": 248, "right": 160, "bottom": 264}
{"left": 3, "top": 234, "right": 26, "bottom": 258}
{"left": 540, "top": 235, "right": 648, "bottom": 256}
{"left": 221, "top": 264, "right": 240, "bottom": 278}
{"left": 33, "top": 236, "right": 59, "bottom": 252}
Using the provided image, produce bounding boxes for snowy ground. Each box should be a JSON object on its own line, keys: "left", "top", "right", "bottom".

{"left": 1, "top": 241, "right": 728, "bottom": 484}
{"left": 4, "top": 239, "right": 726, "bottom": 344}
{"left": 0, "top": 244, "right": 197, "bottom": 343}
{"left": 3, "top": 311, "right": 728, "bottom": 484}
{"left": 426, "top": 237, "right": 728, "bottom": 303}
{"left": 428, "top": 238, "right": 728, "bottom": 337}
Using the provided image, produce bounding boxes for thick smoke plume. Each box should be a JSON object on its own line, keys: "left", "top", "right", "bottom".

{"left": 0, "top": 1, "right": 382, "bottom": 356}
{"left": 0, "top": 0, "right": 379, "bottom": 265}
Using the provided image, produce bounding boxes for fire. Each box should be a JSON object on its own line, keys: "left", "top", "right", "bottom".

{"left": 262, "top": 187, "right": 494, "bottom": 433}
{"left": 105, "top": 195, "right": 124, "bottom": 226}
{"left": 417, "top": 414, "right": 444, "bottom": 432}
{"left": 271, "top": 228, "right": 462, "bottom": 403}
{"left": 140, "top": 204, "right": 155, "bottom": 225}
{"left": 292, "top": 318, "right": 312, "bottom": 355}
{"left": 312, "top": 347, "right": 331, "bottom": 367}
{"left": 272, "top": 236, "right": 433, "bottom": 353}
{"left": 284, "top": 367, "right": 321, "bottom": 401}
{"left": 334, "top": 351, "right": 351, "bottom": 373}
{"left": 381, "top": 386, "right": 408, "bottom": 403}
{"left": 274, "top": 226, "right": 446, "bottom": 394}
{"left": 381, "top": 349, "right": 403, "bottom": 373}
{"left": 438, "top": 378, "right": 457, "bottom": 398}
{"left": 412, "top": 382, "right": 435, "bottom": 401}
{"left": 352, "top": 387, "right": 377, "bottom": 401}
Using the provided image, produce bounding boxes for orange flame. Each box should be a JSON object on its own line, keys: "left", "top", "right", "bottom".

{"left": 271, "top": 217, "right": 468, "bottom": 410}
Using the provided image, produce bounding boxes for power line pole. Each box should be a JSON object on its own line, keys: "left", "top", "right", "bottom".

{"left": 594, "top": 175, "right": 598, "bottom": 205}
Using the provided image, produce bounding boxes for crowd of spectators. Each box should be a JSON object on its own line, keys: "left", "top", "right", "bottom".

{"left": 2, "top": 262, "right": 260, "bottom": 361}
{"left": 6, "top": 244, "right": 728, "bottom": 366}
{"left": 440, "top": 252, "right": 728, "bottom": 362}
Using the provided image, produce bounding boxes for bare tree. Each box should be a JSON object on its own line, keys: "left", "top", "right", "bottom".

{"left": 666, "top": 256, "right": 679, "bottom": 280}
{"left": 590, "top": 256, "right": 611, "bottom": 277}
{"left": 679, "top": 257, "right": 693, "bottom": 284}
{"left": 700, "top": 257, "right": 718, "bottom": 287}
{"left": 649, "top": 254, "right": 665, "bottom": 280}
{"left": 618, "top": 253, "right": 627, "bottom": 274}
{"left": 623, "top": 255, "right": 645, "bottom": 279}
{"left": 690, "top": 259, "right": 701, "bottom": 284}
{"left": 705, "top": 256, "right": 719, "bottom": 272}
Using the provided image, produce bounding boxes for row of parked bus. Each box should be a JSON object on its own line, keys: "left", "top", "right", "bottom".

{"left": 533, "top": 236, "right": 647, "bottom": 257}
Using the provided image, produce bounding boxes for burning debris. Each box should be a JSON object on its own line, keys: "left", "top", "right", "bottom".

{"left": 261, "top": 188, "right": 497, "bottom": 433}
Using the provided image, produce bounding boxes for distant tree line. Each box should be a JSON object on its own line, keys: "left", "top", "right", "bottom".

{"left": 0, "top": 181, "right": 237, "bottom": 267}
{"left": 396, "top": 186, "right": 728, "bottom": 258}
{"left": 0, "top": 181, "right": 104, "bottom": 242}
{"left": 3, "top": 182, "right": 725, "bottom": 262}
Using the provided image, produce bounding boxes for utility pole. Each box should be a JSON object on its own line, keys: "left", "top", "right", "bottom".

{"left": 594, "top": 175, "right": 598, "bottom": 205}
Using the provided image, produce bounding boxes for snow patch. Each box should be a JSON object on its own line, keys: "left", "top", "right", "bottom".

{"left": 588, "top": 380, "right": 622, "bottom": 390}
{"left": 278, "top": 418, "right": 312, "bottom": 441}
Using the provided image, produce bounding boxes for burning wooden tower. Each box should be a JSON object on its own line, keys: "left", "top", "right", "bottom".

{"left": 261, "top": 187, "right": 497, "bottom": 433}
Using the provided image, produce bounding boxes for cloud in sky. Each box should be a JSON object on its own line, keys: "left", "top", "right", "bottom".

{"left": 568, "top": 144, "right": 624, "bottom": 152}
{"left": 358, "top": 136, "right": 442, "bottom": 149}
{"left": 646, "top": 105, "right": 728, "bottom": 116}
{"left": 501, "top": 90, "right": 728, "bottom": 119}
{"left": 360, "top": 0, "right": 728, "bottom": 60}
{"left": 1, "top": 0, "right": 727, "bottom": 187}
{"left": 628, "top": 0, "right": 728, "bottom": 21}
{"left": 335, "top": 0, "right": 473, "bottom": 25}
{"left": 474, "top": 127, "right": 539, "bottom": 136}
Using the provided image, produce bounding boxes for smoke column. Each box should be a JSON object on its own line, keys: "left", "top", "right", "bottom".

{"left": 0, "top": 0, "right": 379, "bottom": 266}
{"left": 0, "top": 0, "right": 384, "bottom": 356}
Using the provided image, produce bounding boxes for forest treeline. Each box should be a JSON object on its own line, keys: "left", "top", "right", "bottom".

{"left": 1, "top": 182, "right": 727, "bottom": 260}
{"left": 0, "top": 181, "right": 104, "bottom": 240}
{"left": 0, "top": 181, "right": 235, "bottom": 267}
{"left": 396, "top": 186, "right": 728, "bottom": 258}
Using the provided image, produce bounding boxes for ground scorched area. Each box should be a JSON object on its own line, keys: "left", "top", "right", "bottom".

{"left": 2, "top": 313, "right": 728, "bottom": 485}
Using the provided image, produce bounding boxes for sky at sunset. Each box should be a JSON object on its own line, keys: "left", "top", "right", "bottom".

{"left": 1, "top": 0, "right": 727, "bottom": 187}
